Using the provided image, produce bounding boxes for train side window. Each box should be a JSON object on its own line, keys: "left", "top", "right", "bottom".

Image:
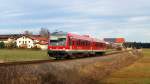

{"left": 82, "top": 41, "right": 84, "bottom": 46}
{"left": 87, "top": 41, "right": 89, "bottom": 46}
{"left": 79, "top": 40, "right": 82, "bottom": 46}
{"left": 79, "top": 40, "right": 81, "bottom": 46}
{"left": 72, "top": 40, "right": 75, "bottom": 46}
{"left": 85, "top": 41, "right": 86, "bottom": 46}
{"left": 74, "top": 41, "right": 76, "bottom": 46}
{"left": 86, "top": 41, "right": 88, "bottom": 46}
{"left": 77, "top": 40, "right": 79, "bottom": 46}
{"left": 72, "top": 41, "right": 73, "bottom": 46}
{"left": 101, "top": 43, "right": 103, "bottom": 47}
{"left": 89, "top": 42, "right": 90, "bottom": 45}
{"left": 83, "top": 41, "right": 85, "bottom": 46}
{"left": 99, "top": 43, "right": 100, "bottom": 48}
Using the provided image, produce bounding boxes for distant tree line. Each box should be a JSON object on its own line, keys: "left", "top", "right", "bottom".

{"left": 123, "top": 42, "right": 150, "bottom": 49}
{"left": 24, "top": 28, "right": 49, "bottom": 38}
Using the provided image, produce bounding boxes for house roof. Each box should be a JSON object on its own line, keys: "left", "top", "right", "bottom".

{"left": 104, "top": 38, "right": 125, "bottom": 43}
{"left": 20, "top": 35, "right": 48, "bottom": 45}
{"left": 0, "top": 34, "right": 22, "bottom": 39}
{"left": 36, "top": 41, "right": 48, "bottom": 45}
{"left": 0, "top": 34, "right": 43, "bottom": 41}
{"left": 116, "top": 38, "right": 125, "bottom": 43}
{"left": 104, "top": 38, "right": 116, "bottom": 43}
{"left": 28, "top": 36, "right": 48, "bottom": 41}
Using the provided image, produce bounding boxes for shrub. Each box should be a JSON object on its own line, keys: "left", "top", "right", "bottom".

{"left": 0, "top": 42, "right": 5, "bottom": 48}
{"left": 5, "top": 42, "right": 17, "bottom": 49}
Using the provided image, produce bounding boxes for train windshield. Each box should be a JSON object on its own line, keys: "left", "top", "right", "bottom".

{"left": 50, "top": 36, "right": 66, "bottom": 46}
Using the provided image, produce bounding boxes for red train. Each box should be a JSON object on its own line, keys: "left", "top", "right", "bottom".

{"left": 48, "top": 32, "right": 107, "bottom": 59}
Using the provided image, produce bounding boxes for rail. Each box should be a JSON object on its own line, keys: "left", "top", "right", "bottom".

{"left": 0, "top": 50, "right": 132, "bottom": 66}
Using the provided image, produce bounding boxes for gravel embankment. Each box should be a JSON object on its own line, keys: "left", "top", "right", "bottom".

{"left": 0, "top": 50, "right": 142, "bottom": 84}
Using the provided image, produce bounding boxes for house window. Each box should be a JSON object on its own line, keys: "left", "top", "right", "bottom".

{"left": 19, "top": 41, "right": 21, "bottom": 43}
{"left": 29, "top": 41, "right": 30, "bottom": 43}
{"left": 25, "top": 41, "right": 27, "bottom": 44}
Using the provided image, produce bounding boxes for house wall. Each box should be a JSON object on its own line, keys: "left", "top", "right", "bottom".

{"left": 40, "top": 44, "right": 48, "bottom": 50}
{"left": 16, "top": 36, "right": 34, "bottom": 48}
{"left": 0, "top": 40, "right": 8, "bottom": 44}
{"left": 0, "top": 38, "right": 15, "bottom": 44}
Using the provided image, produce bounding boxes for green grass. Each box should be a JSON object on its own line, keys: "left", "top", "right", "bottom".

{"left": 0, "top": 49, "right": 50, "bottom": 62}
{"left": 0, "top": 49, "right": 116, "bottom": 62}
{"left": 101, "top": 49, "right": 150, "bottom": 84}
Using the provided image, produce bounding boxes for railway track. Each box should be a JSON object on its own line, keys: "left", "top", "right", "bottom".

{"left": 0, "top": 50, "right": 131, "bottom": 66}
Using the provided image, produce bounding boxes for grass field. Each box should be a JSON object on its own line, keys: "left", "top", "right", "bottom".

{"left": 101, "top": 49, "right": 150, "bottom": 84}
{"left": 0, "top": 49, "right": 49, "bottom": 62}
{"left": 0, "top": 49, "right": 117, "bottom": 62}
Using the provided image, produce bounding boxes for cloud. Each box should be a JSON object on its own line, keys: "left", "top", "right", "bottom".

{"left": 0, "top": 0, "right": 150, "bottom": 42}
{"left": 128, "top": 16, "right": 150, "bottom": 23}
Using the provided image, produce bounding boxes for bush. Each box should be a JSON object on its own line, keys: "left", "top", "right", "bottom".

{"left": 0, "top": 42, "right": 5, "bottom": 48}
{"left": 5, "top": 42, "right": 17, "bottom": 49}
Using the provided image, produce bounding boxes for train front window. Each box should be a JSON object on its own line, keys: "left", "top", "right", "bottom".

{"left": 50, "top": 37, "right": 66, "bottom": 46}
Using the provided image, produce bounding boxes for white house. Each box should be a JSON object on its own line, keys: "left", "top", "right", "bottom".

{"left": 16, "top": 36, "right": 48, "bottom": 49}
{"left": 36, "top": 41, "right": 48, "bottom": 50}
{"left": 16, "top": 36, "right": 35, "bottom": 48}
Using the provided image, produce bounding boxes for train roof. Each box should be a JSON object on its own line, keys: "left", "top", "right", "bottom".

{"left": 68, "top": 33, "right": 105, "bottom": 43}
{"left": 51, "top": 31, "right": 67, "bottom": 36}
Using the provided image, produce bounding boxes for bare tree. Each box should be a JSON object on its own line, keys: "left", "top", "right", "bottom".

{"left": 24, "top": 30, "right": 33, "bottom": 36}
{"left": 39, "top": 28, "right": 49, "bottom": 38}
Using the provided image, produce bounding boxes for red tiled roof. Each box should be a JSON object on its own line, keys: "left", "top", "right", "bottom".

{"left": 29, "top": 36, "right": 48, "bottom": 41}
{"left": 104, "top": 38, "right": 125, "bottom": 43}
{"left": 115, "top": 38, "right": 125, "bottom": 43}
{"left": 27, "top": 36, "right": 48, "bottom": 45}
{"left": 36, "top": 41, "right": 48, "bottom": 45}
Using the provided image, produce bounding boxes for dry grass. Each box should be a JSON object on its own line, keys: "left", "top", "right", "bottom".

{"left": 0, "top": 50, "right": 142, "bottom": 84}
{"left": 100, "top": 49, "right": 150, "bottom": 84}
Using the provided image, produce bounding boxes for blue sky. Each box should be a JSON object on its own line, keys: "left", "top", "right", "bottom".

{"left": 0, "top": 0, "right": 150, "bottom": 42}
